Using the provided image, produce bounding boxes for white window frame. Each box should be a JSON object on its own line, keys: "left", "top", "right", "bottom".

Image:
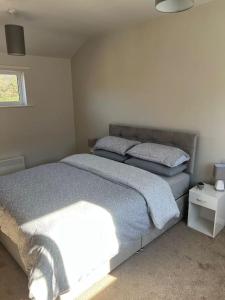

{"left": 0, "top": 69, "right": 27, "bottom": 107}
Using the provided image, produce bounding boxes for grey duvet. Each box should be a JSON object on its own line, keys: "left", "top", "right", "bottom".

{"left": 0, "top": 154, "right": 179, "bottom": 300}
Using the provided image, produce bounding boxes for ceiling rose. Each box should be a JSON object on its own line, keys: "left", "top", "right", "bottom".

{"left": 155, "top": 0, "right": 194, "bottom": 13}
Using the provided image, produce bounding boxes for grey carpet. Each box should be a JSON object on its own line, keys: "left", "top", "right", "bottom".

{"left": 1, "top": 222, "right": 225, "bottom": 300}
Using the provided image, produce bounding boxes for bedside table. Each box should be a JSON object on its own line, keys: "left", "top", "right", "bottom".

{"left": 188, "top": 184, "right": 225, "bottom": 238}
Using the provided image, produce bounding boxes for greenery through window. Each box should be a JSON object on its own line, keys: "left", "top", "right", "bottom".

{"left": 0, "top": 70, "right": 27, "bottom": 106}
{"left": 0, "top": 74, "right": 20, "bottom": 102}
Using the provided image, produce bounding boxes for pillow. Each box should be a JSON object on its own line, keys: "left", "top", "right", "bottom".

{"left": 125, "top": 158, "right": 187, "bottom": 177}
{"left": 93, "top": 149, "right": 127, "bottom": 162}
{"left": 94, "top": 136, "right": 140, "bottom": 156}
{"left": 127, "top": 142, "right": 190, "bottom": 167}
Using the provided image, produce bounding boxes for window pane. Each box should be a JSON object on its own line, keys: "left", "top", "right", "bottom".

{"left": 0, "top": 74, "right": 20, "bottom": 102}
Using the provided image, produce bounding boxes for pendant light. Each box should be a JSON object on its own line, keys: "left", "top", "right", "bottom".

{"left": 155, "top": 0, "right": 194, "bottom": 13}
{"left": 4, "top": 9, "right": 26, "bottom": 56}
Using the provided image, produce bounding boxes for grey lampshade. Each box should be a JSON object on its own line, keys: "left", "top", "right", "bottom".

{"left": 5, "top": 24, "right": 26, "bottom": 56}
{"left": 155, "top": 0, "right": 194, "bottom": 13}
{"left": 214, "top": 163, "right": 225, "bottom": 180}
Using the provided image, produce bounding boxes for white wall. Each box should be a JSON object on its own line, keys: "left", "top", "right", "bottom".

{"left": 71, "top": 0, "right": 225, "bottom": 182}
{"left": 0, "top": 53, "right": 75, "bottom": 167}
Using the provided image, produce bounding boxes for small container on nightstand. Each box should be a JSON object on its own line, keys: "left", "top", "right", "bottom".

{"left": 88, "top": 138, "right": 98, "bottom": 153}
{"left": 188, "top": 184, "right": 225, "bottom": 238}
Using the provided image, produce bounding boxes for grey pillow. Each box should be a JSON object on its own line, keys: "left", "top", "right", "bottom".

{"left": 125, "top": 158, "right": 187, "bottom": 177}
{"left": 127, "top": 142, "right": 190, "bottom": 167}
{"left": 94, "top": 136, "right": 140, "bottom": 156}
{"left": 93, "top": 149, "right": 127, "bottom": 162}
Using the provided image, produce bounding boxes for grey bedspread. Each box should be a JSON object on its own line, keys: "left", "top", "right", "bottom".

{"left": 62, "top": 154, "right": 179, "bottom": 229}
{"left": 0, "top": 154, "right": 179, "bottom": 300}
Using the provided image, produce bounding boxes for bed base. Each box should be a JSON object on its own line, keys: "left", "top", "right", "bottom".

{"left": 0, "top": 194, "right": 187, "bottom": 300}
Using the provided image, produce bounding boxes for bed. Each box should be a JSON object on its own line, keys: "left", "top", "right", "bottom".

{"left": 0, "top": 124, "right": 198, "bottom": 300}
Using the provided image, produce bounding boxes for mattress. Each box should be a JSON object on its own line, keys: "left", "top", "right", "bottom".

{"left": 160, "top": 172, "right": 190, "bottom": 200}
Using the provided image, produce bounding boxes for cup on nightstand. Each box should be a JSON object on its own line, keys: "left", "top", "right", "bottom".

{"left": 196, "top": 182, "right": 204, "bottom": 190}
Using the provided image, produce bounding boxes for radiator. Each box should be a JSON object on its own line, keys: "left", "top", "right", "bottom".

{"left": 0, "top": 156, "right": 25, "bottom": 176}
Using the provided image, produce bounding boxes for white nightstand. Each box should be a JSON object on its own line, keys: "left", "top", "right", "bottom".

{"left": 188, "top": 184, "right": 225, "bottom": 238}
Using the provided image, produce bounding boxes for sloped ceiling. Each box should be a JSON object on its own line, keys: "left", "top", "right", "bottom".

{"left": 0, "top": 0, "right": 214, "bottom": 58}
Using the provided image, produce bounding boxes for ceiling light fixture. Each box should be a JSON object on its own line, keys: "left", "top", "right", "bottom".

{"left": 155, "top": 0, "right": 194, "bottom": 13}
{"left": 5, "top": 9, "right": 26, "bottom": 56}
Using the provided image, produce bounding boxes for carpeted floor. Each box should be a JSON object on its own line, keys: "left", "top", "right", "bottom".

{"left": 1, "top": 222, "right": 225, "bottom": 300}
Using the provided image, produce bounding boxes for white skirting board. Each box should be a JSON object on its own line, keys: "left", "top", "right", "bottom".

{"left": 0, "top": 156, "right": 25, "bottom": 176}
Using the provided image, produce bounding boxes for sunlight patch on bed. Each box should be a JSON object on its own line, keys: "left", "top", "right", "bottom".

{"left": 23, "top": 201, "right": 119, "bottom": 300}
{"left": 23, "top": 200, "right": 120, "bottom": 258}
{"left": 28, "top": 267, "right": 49, "bottom": 300}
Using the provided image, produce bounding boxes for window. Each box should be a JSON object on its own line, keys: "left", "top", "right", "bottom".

{"left": 0, "top": 70, "right": 27, "bottom": 107}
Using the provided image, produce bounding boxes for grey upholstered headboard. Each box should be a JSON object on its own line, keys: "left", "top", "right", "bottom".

{"left": 109, "top": 124, "right": 198, "bottom": 175}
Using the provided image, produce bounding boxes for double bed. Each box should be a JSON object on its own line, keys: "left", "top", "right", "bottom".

{"left": 0, "top": 124, "right": 198, "bottom": 300}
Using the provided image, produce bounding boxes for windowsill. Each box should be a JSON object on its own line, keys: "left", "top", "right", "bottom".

{"left": 0, "top": 105, "right": 33, "bottom": 109}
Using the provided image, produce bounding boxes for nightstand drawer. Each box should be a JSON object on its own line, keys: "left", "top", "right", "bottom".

{"left": 189, "top": 192, "right": 217, "bottom": 210}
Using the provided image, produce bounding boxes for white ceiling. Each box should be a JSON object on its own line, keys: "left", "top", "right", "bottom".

{"left": 0, "top": 0, "right": 213, "bottom": 58}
